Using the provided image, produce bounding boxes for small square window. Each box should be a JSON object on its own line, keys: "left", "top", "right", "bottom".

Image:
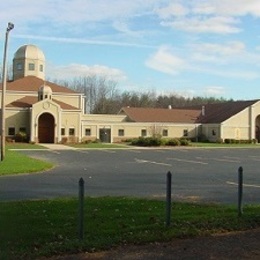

{"left": 61, "top": 128, "right": 65, "bottom": 136}
{"left": 69, "top": 128, "right": 75, "bottom": 136}
{"left": 162, "top": 129, "right": 168, "bottom": 137}
{"left": 8, "top": 127, "right": 15, "bottom": 136}
{"left": 17, "top": 63, "right": 22, "bottom": 70}
{"left": 118, "top": 129, "right": 124, "bottom": 136}
{"left": 28, "top": 63, "right": 35, "bottom": 71}
{"left": 141, "top": 129, "right": 147, "bottom": 137}
{"left": 85, "top": 128, "right": 91, "bottom": 136}
{"left": 183, "top": 129, "right": 188, "bottom": 137}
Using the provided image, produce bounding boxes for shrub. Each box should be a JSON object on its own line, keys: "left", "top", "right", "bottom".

{"left": 166, "top": 138, "right": 180, "bottom": 146}
{"left": 15, "top": 132, "right": 27, "bottom": 142}
{"left": 180, "top": 138, "right": 190, "bottom": 146}
{"left": 130, "top": 137, "right": 162, "bottom": 146}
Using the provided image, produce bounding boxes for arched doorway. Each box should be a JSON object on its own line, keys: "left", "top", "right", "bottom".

{"left": 38, "top": 113, "right": 55, "bottom": 143}
{"left": 255, "top": 115, "right": 260, "bottom": 142}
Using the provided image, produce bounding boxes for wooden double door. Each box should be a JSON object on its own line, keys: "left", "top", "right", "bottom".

{"left": 38, "top": 113, "right": 55, "bottom": 143}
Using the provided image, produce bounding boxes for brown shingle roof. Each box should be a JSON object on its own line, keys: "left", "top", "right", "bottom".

{"left": 2, "top": 76, "right": 78, "bottom": 93}
{"left": 120, "top": 100, "right": 260, "bottom": 124}
{"left": 120, "top": 107, "right": 201, "bottom": 123}
{"left": 6, "top": 96, "right": 79, "bottom": 110}
{"left": 199, "top": 100, "right": 259, "bottom": 123}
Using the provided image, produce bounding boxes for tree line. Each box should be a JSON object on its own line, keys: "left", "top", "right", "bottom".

{"left": 52, "top": 75, "right": 231, "bottom": 114}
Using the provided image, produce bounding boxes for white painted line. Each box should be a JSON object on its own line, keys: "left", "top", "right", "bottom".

{"left": 226, "top": 181, "right": 260, "bottom": 188}
{"left": 135, "top": 159, "right": 172, "bottom": 166}
{"left": 168, "top": 158, "right": 208, "bottom": 165}
{"left": 213, "top": 158, "right": 240, "bottom": 163}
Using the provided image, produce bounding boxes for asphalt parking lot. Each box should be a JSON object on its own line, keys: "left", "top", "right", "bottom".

{"left": 0, "top": 147, "right": 259, "bottom": 204}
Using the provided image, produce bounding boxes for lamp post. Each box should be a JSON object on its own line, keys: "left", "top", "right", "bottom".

{"left": 1, "top": 22, "right": 14, "bottom": 161}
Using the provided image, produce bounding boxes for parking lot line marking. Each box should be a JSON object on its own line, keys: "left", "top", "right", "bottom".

{"left": 167, "top": 158, "right": 208, "bottom": 165}
{"left": 213, "top": 158, "right": 240, "bottom": 163}
{"left": 226, "top": 181, "right": 260, "bottom": 188}
{"left": 135, "top": 158, "right": 172, "bottom": 166}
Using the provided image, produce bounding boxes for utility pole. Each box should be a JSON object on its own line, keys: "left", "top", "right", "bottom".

{"left": 1, "top": 22, "right": 14, "bottom": 161}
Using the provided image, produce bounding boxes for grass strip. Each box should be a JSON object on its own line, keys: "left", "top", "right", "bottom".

{"left": 0, "top": 197, "right": 259, "bottom": 259}
{"left": 0, "top": 149, "right": 53, "bottom": 176}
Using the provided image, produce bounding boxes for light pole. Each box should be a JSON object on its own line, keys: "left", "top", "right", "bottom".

{"left": 1, "top": 22, "right": 14, "bottom": 161}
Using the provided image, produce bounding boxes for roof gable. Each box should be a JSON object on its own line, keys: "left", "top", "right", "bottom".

{"left": 6, "top": 96, "right": 78, "bottom": 110}
{"left": 198, "top": 100, "right": 259, "bottom": 123}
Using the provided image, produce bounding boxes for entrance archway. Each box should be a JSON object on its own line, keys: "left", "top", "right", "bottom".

{"left": 255, "top": 115, "right": 260, "bottom": 142}
{"left": 38, "top": 113, "right": 55, "bottom": 143}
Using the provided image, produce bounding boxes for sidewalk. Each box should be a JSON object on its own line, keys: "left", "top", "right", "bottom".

{"left": 39, "top": 143, "right": 77, "bottom": 150}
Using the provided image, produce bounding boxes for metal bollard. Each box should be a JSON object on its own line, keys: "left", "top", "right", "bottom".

{"left": 78, "top": 177, "right": 85, "bottom": 240}
{"left": 238, "top": 167, "right": 243, "bottom": 217}
{"left": 166, "top": 171, "right": 172, "bottom": 227}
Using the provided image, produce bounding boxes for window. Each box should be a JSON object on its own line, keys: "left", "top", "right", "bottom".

{"left": 118, "top": 129, "right": 124, "bottom": 136}
{"left": 162, "top": 129, "right": 168, "bottom": 137}
{"left": 183, "top": 129, "right": 188, "bottom": 137}
{"left": 28, "top": 63, "right": 35, "bottom": 71}
{"left": 17, "top": 63, "right": 22, "bottom": 70}
{"left": 141, "top": 129, "right": 147, "bottom": 137}
{"left": 8, "top": 127, "right": 15, "bottom": 136}
{"left": 19, "top": 127, "right": 26, "bottom": 133}
{"left": 61, "top": 128, "right": 65, "bottom": 136}
{"left": 85, "top": 128, "right": 91, "bottom": 136}
{"left": 212, "top": 129, "right": 216, "bottom": 136}
{"left": 39, "top": 64, "right": 44, "bottom": 72}
{"left": 69, "top": 128, "right": 75, "bottom": 136}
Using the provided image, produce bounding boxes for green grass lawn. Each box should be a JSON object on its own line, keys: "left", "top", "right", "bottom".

{"left": 0, "top": 144, "right": 53, "bottom": 176}
{"left": 191, "top": 142, "right": 260, "bottom": 148}
{"left": 0, "top": 197, "right": 259, "bottom": 259}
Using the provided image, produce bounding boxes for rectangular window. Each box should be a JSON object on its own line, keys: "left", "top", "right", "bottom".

{"left": 69, "top": 128, "right": 75, "bottom": 136}
{"left": 19, "top": 127, "right": 26, "bottom": 133}
{"left": 28, "top": 63, "right": 35, "bottom": 71}
{"left": 118, "top": 129, "right": 124, "bottom": 136}
{"left": 39, "top": 64, "right": 44, "bottom": 72}
{"left": 141, "top": 129, "right": 147, "bottom": 137}
{"left": 61, "top": 128, "right": 65, "bottom": 136}
{"left": 8, "top": 127, "right": 15, "bottom": 136}
{"left": 162, "top": 129, "right": 168, "bottom": 137}
{"left": 183, "top": 129, "right": 188, "bottom": 137}
{"left": 85, "top": 128, "right": 91, "bottom": 136}
{"left": 212, "top": 129, "right": 216, "bottom": 136}
{"left": 17, "top": 63, "right": 22, "bottom": 70}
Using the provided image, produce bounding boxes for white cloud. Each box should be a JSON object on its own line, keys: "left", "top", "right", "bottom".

{"left": 204, "top": 86, "right": 226, "bottom": 96}
{"left": 145, "top": 46, "right": 186, "bottom": 75}
{"left": 47, "top": 63, "right": 127, "bottom": 82}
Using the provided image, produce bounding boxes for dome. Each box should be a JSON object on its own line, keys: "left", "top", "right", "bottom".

{"left": 14, "top": 44, "right": 45, "bottom": 61}
{"left": 39, "top": 84, "right": 52, "bottom": 94}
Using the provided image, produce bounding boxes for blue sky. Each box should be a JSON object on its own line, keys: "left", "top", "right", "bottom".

{"left": 1, "top": 0, "right": 260, "bottom": 100}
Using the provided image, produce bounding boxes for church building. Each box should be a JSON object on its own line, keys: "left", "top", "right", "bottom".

{"left": 1, "top": 44, "right": 260, "bottom": 144}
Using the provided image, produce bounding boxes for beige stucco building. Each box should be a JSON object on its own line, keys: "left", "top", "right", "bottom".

{"left": 1, "top": 44, "right": 260, "bottom": 144}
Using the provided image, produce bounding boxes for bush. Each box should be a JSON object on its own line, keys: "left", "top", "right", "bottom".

{"left": 130, "top": 137, "right": 162, "bottom": 146}
{"left": 15, "top": 132, "right": 27, "bottom": 142}
{"left": 166, "top": 138, "right": 180, "bottom": 146}
{"left": 180, "top": 138, "right": 190, "bottom": 146}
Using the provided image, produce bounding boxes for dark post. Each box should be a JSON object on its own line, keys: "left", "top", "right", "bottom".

{"left": 78, "top": 177, "right": 85, "bottom": 240}
{"left": 166, "top": 171, "right": 172, "bottom": 227}
{"left": 238, "top": 167, "right": 243, "bottom": 217}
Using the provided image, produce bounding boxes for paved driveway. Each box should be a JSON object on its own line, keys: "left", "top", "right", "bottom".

{"left": 0, "top": 147, "right": 259, "bottom": 204}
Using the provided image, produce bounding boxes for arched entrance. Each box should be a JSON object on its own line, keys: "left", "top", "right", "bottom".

{"left": 255, "top": 115, "right": 260, "bottom": 142}
{"left": 38, "top": 113, "right": 55, "bottom": 143}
